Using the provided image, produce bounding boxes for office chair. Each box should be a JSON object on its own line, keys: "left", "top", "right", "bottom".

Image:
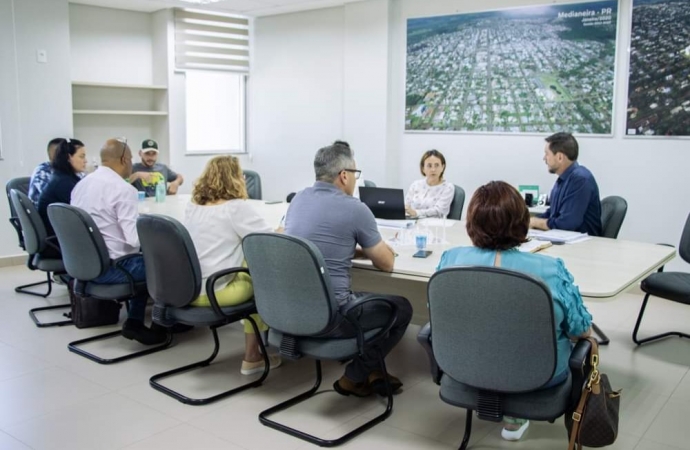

{"left": 633, "top": 212, "right": 690, "bottom": 345}
{"left": 601, "top": 196, "right": 628, "bottom": 239}
{"left": 448, "top": 185, "right": 466, "bottom": 220}
{"left": 137, "top": 214, "right": 269, "bottom": 405}
{"left": 48, "top": 203, "right": 172, "bottom": 364}
{"left": 244, "top": 170, "right": 262, "bottom": 200}
{"left": 243, "top": 233, "right": 399, "bottom": 447}
{"left": 363, "top": 179, "right": 377, "bottom": 188}
{"left": 417, "top": 267, "right": 591, "bottom": 449}
{"left": 9, "top": 190, "right": 72, "bottom": 327}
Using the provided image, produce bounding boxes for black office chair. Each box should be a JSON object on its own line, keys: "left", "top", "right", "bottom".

{"left": 588, "top": 195, "right": 629, "bottom": 345}
{"left": 243, "top": 233, "right": 399, "bottom": 447}
{"left": 633, "top": 212, "right": 690, "bottom": 345}
{"left": 418, "top": 267, "right": 591, "bottom": 449}
{"left": 363, "top": 179, "right": 377, "bottom": 188}
{"left": 448, "top": 185, "right": 466, "bottom": 220}
{"left": 6, "top": 177, "right": 58, "bottom": 296}
{"left": 48, "top": 203, "right": 172, "bottom": 364}
{"left": 9, "top": 190, "right": 72, "bottom": 327}
{"left": 601, "top": 196, "right": 628, "bottom": 239}
{"left": 137, "top": 214, "right": 269, "bottom": 405}
{"left": 244, "top": 170, "right": 262, "bottom": 200}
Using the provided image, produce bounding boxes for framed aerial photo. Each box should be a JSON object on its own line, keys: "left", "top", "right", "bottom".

{"left": 405, "top": 1, "right": 619, "bottom": 135}
{"left": 626, "top": 0, "right": 690, "bottom": 137}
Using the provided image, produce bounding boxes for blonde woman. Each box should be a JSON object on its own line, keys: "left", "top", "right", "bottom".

{"left": 184, "top": 156, "right": 281, "bottom": 375}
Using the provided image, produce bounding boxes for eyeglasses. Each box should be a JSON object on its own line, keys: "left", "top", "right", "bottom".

{"left": 342, "top": 168, "right": 361, "bottom": 180}
{"left": 116, "top": 137, "right": 128, "bottom": 161}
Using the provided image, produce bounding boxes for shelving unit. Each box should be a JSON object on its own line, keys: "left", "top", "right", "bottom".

{"left": 73, "top": 110, "right": 168, "bottom": 116}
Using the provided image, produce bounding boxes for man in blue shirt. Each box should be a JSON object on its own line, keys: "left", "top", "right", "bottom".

{"left": 530, "top": 132, "right": 602, "bottom": 236}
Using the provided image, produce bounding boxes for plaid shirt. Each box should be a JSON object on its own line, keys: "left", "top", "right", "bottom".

{"left": 28, "top": 162, "right": 52, "bottom": 207}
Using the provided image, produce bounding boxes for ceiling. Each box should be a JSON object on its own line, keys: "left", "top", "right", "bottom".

{"left": 69, "top": 0, "right": 364, "bottom": 16}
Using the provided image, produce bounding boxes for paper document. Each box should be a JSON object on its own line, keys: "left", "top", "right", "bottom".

{"left": 419, "top": 218, "right": 454, "bottom": 227}
{"left": 528, "top": 229, "right": 589, "bottom": 243}
{"left": 518, "top": 239, "right": 553, "bottom": 253}
{"left": 376, "top": 219, "right": 415, "bottom": 229}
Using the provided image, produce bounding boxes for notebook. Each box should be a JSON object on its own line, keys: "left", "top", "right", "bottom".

{"left": 359, "top": 187, "right": 406, "bottom": 220}
{"left": 528, "top": 229, "right": 589, "bottom": 244}
{"left": 518, "top": 239, "right": 553, "bottom": 253}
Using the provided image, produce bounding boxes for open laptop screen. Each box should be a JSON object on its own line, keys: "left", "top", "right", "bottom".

{"left": 358, "top": 187, "right": 406, "bottom": 220}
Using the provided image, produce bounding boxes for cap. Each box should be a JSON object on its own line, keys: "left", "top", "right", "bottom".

{"left": 141, "top": 139, "right": 159, "bottom": 153}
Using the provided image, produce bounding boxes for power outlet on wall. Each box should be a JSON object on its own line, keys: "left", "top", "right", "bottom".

{"left": 36, "top": 49, "right": 47, "bottom": 64}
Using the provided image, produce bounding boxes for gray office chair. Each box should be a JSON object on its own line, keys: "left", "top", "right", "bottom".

{"left": 447, "top": 185, "right": 465, "bottom": 220}
{"left": 243, "top": 233, "right": 399, "bottom": 447}
{"left": 417, "top": 267, "right": 591, "bottom": 449}
{"left": 601, "top": 196, "right": 628, "bottom": 239}
{"left": 244, "top": 170, "right": 262, "bottom": 200}
{"left": 633, "top": 212, "right": 690, "bottom": 345}
{"left": 6, "top": 177, "right": 30, "bottom": 250}
{"left": 9, "top": 190, "right": 72, "bottom": 327}
{"left": 137, "top": 214, "right": 269, "bottom": 405}
{"left": 363, "top": 179, "right": 377, "bottom": 188}
{"left": 48, "top": 203, "right": 172, "bottom": 364}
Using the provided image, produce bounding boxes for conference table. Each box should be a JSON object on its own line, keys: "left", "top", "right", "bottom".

{"left": 139, "top": 195, "right": 676, "bottom": 327}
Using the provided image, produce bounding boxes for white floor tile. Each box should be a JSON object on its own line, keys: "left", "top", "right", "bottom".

{"left": 642, "top": 398, "right": 690, "bottom": 448}
{"left": 635, "top": 438, "right": 687, "bottom": 450}
{"left": 123, "top": 423, "right": 244, "bottom": 450}
{"left": 0, "top": 430, "right": 32, "bottom": 450}
{"left": 3, "top": 393, "right": 180, "bottom": 450}
{"left": 0, "top": 342, "right": 52, "bottom": 382}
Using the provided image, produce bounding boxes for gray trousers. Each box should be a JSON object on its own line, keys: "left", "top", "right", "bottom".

{"left": 323, "top": 292, "right": 413, "bottom": 383}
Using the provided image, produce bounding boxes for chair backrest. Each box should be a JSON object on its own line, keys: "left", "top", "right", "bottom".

{"left": 243, "top": 233, "right": 339, "bottom": 336}
{"left": 47, "top": 204, "right": 110, "bottom": 280}
{"left": 363, "top": 179, "right": 377, "bottom": 188}
{"left": 244, "top": 170, "right": 262, "bottom": 200}
{"left": 10, "top": 190, "right": 47, "bottom": 255}
{"left": 447, "top": 184, "right": 465, "bottom": 220}
{"left": 6, "top": 177, "right": 30, "bottom": 219}
{"left": 679, "top": 212, "right": 690, "bottom": 264}
{"left": 428, "top": 266, "right": 557, "bottom": 393}
{"left": 600, "top": 195, "right": 627, "bottom": 239}
{"left": 286, "top": 192, "right": 296, "bottom": 203}
{"left": 137, "top": 214, "right": 201, "bottom": 308}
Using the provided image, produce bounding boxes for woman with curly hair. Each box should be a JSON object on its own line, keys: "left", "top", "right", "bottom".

{"left": 184, "top": 155, "right": 281, "bottom": 375}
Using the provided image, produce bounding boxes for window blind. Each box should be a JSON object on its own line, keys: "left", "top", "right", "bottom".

{"left": 174, "top": 9, "right": 250, "bottom": 72}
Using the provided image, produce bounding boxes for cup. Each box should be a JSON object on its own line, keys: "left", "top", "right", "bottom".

{"left": 137, "top": 191, "right": 146, "bottom": 202}
{"left": 415, "top": 233, "right": 428, "bottom": 251}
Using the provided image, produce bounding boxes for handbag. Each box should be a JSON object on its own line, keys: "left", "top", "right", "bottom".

{"left": 565, "top": 337, "right": 621, "bottom": 449}
{"left": 68, "top": 279, "right": 122, "bottom": 329}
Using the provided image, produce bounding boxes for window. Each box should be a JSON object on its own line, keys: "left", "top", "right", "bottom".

{"left": 185, "top": 70, "right": 245, "bottom": 154}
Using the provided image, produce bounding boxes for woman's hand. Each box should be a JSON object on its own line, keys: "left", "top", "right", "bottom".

{"left": 405, "top": 206, "right": 417, "bottom": 218}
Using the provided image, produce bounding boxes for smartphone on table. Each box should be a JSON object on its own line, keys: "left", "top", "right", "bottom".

{"left": 413, "top": 250, "right": 433, "bottom": 258}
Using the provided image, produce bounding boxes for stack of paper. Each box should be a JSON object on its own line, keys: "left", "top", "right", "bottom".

{"left": 528, "top": 229, "right": 589, "bottom": 244}
{"left": 518, "top": 239, "right": 553, "bottom": 253}
{"left": 375, "top": 219, "right": 415, "bottom": 229}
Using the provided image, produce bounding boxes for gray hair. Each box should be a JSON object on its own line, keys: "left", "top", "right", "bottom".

{"left": 314, "top": 143, "right": 355, "bottom": 183}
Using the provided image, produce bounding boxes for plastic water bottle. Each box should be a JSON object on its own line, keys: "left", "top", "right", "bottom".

{"left": 155, "top": 181, "right": 166, "bottom": 203}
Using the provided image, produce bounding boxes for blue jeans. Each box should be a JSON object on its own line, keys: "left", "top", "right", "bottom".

{"left": 92, "top": 255, "right": 147, "bottom": 322}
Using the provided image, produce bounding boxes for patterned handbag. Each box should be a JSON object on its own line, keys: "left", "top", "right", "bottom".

{"left": 565, "top": 337, "right": 621, "bottom": 449}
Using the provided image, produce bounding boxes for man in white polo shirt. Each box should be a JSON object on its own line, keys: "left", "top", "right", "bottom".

{"left": 71, "top": 138, "right": 166, "bottom": 345}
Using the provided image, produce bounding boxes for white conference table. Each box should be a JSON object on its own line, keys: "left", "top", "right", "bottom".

{"left": 140, "top": 195, "right": 676, "bottom": 325}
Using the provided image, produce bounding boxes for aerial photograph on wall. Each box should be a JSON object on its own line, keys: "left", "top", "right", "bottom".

{"left": 626, "top": 0, "right": 690, "bottom": 136}
{"left": 405, "top": 1, "right": 619, "bottom": 134}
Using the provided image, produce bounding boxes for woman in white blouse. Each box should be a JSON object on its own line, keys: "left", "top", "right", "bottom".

{"left": 405, "top": 149, "right": 455, "bottom": 218}
{"left": 184, "top": 156, "right": 281, "bottom": 376}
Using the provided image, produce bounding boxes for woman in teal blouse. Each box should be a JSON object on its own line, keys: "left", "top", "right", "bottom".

{"left": 437, "top": 180, "right": 592, "bottom": 441}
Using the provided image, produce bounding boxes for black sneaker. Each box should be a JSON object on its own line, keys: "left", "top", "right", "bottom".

{"left": 121, "top": 319, "right": 167, "bottom": 345}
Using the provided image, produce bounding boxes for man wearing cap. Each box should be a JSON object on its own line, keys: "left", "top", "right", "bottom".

{"left": 129, "top": 139, "right": 184, "bottom": 197}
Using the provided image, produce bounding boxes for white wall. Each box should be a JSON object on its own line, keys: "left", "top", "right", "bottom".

{"left": 0, "top": 0, "right": 73, "bottom": 258}
{"left": 251, "top": 0, "right": 690, "bottom": 271}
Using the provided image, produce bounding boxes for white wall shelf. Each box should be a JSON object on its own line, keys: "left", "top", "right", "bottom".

{"left": 72, "top": 81, "right": 167, "bottom": 90}
{"left": 73, "top": 110, "right": 168, "bottom": 116}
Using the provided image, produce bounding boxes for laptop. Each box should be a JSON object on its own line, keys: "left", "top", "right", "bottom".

{"left": 359, "top": 187, "right": 406, "bottom": 220}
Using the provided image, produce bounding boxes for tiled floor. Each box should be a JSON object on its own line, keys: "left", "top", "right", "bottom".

{"left": 1, "top": 264, "right": 689, "bottom": 450}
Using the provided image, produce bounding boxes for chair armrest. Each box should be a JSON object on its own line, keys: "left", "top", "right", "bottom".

{"left": 9, "top": 217, "right": 25, "bottom": 249}
{"left": 568, "top": 339, "right": 593, "bottom": 410}
{"left": 111, "top": 253, "right": 142, "bottom": 296}
{"left": 205, "top": 267, "right": 251, "bottom": 319}
{"left": 417, "top": 323, "right": 443, "bottom": 385}
{"left": 45, "top": 236, "right": 61, "bottom": 254}
{"left": 339, "top": 293, "right": 400, "bottom": 356}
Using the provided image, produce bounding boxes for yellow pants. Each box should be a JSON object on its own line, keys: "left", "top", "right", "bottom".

{"left": 191, "top": 271, "right": 267, "bottom": 334}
